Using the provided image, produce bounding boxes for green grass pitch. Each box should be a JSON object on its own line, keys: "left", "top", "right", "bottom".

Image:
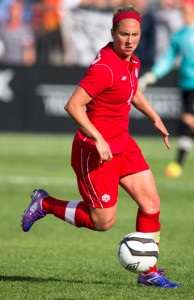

{"left": 0, "top": 133, "right": 194, "bottom": 300}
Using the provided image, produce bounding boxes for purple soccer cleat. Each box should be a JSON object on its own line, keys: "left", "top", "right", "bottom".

{"left": 21, "top": 189, "right": 49, "bottom": 232}
{"left": 138, "top": 269, "right": 180, "bottom": 288}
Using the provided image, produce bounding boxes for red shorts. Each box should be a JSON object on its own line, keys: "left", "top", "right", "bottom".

{"left": 71, "top": 136, "right": 149, "bottom": 208}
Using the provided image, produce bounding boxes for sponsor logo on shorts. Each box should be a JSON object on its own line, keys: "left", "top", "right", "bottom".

{"left": 102, "top": 194, "right": 110, "bottom": 202}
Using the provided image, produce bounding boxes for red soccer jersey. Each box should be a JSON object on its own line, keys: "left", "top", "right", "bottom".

{"left": 75, "top": 42, "right": 140, "bottom": 154}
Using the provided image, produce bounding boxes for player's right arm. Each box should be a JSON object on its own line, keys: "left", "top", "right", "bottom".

{"left": 65, "top": 86, "right": 113, "bottom": 163}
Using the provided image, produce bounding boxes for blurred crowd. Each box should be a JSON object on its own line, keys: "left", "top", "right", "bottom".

{"left": 0, "top": 0, "right": 184, "bottom": 67}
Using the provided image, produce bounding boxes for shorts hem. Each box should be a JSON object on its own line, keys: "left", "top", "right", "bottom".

{"left": 120, "top": 165, "right": 150, "bottom": 179}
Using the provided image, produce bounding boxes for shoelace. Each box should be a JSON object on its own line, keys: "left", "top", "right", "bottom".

{"left": 156, "top": 268, "right": 177, "bottom": 287}
{"left": 157, "top": 269, "right": 166, "bottom": 277}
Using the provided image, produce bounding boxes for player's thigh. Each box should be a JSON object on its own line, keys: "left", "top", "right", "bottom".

{"left": 119, "top": 169, "right": 160, "bottom": 213}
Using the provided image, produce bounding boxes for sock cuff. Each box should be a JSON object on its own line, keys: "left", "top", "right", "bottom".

{"left": 137, "top": 208, "right": 160, "bottom": 218}
{"left": 136, "top": 208, "right": 161, "bottom": 233}
{"left": 75, "top": 201, "right": 94, "bottom": 230}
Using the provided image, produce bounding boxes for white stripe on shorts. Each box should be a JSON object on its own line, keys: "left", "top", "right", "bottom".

{"left": 86, "top": 152, "right": 103, "bottom": 208}
{"left": 65, "top": 200, "right": 81, "bottom": 225}
{"left": 81, "top": 148, "right": 104, "bottom": 208}
{"left": 81, "top": 148, "right": 95, "bottom": 208}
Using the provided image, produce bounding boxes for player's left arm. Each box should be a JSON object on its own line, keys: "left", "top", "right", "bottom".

{"left": 132, "top": 88, "right": 171, "bottom": 149}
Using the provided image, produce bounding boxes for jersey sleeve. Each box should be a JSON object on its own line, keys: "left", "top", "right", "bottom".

{"left": 151, "top": 32, "right": 178, "bottom": 79}
{"left": 79, "top": 64, "right": 113, "bottom": 98}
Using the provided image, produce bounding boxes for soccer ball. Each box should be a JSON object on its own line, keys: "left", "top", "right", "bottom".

{"left": 117, "top": 232, "right": 159, "bottom": 273}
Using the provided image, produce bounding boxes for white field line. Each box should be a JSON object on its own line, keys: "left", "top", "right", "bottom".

{"left": 0, "top": 175, "right": 76, "bottom": 186}
{"left": 0, "top": 175, "right": 193, "bottom": 191}
{"left": 156, "top": 180, "right": 194, "bottom": 191}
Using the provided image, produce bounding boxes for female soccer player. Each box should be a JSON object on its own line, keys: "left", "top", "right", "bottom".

{"left": 22, "top": 4, "right": 179, "bottom": 288}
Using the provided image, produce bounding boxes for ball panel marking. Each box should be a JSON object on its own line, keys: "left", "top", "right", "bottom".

{"left": 123, "top": 239, "right": 158, "bottom": 258}
{"left": 124, "top": 236, "right": 156, "bottom": 244}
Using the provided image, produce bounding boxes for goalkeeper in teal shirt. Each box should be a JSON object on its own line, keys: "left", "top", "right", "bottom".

{"left": 139, "top": 0, "right": 194, "bottom": 178}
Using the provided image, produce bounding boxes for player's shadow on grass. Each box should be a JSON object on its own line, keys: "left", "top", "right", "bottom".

{"left": 0, "top": 276, "right": 133, "bottom": 287}
{"left": 0, "top": 276, "right": 107, "bottom": 285}
{"left": 0, "top": 275, "right": 61, "bottom": 282}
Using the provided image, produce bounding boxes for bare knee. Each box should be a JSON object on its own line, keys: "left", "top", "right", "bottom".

{"left": 152, "top": 193, "right": 160, "bottom": 212}
{"left": 140, "top": 193, "right": 160, "bottom": 214}
{"left": 89, "top": 205, "right": 117, "bottom": 231}
{"left": 91, "top": 213, "right": 116, "bottom": 231}
{"left": 92, "top": 217, "right": 116, "bottom": 231}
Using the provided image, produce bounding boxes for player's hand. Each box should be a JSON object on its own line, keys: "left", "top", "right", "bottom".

{"left": 162, "top": 132, "right": 171, "bottom": 149}
{"left": 138, "top": 71, "right": 157, "bottom": 92}
{"left": 95, "top": 137, "right": 113, "bottom": 163}
{"left": 154, "top": 118, "right": 171, "bottom": 149}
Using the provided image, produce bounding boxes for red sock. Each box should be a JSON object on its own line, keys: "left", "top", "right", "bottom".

{"left": 136, "top": 208, "right": 161, "bottom": 274}
{"left": 42, "top": 196, "right": 94, "bottom": 230}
